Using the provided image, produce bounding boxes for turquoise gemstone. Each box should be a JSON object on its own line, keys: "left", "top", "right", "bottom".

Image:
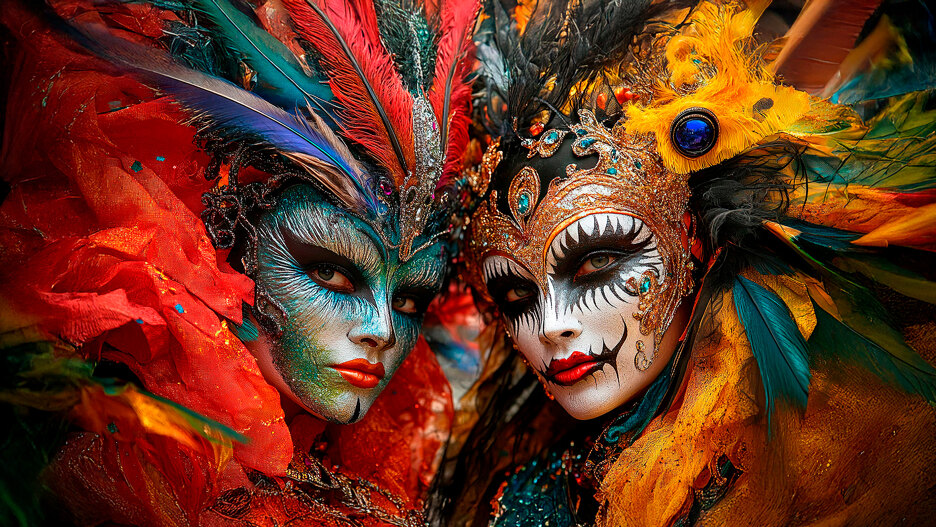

{"left": 640, "top": 277, "right": 651, "bottom": 293}
{"left": 517, "top": 192, "right": 531, "bottom": 214}
{"left": 580, "top": 138, "right": 595, "bottom": 148}
{"left": 607, "top": 167, "right": 618, "bottom": 175}
{"left": 576, "top": 128, "right": 587, "bottom": 135}
{"left": 545, "top": 131, "right": 559, "bottom": 143}
{"left": 635, "top": 160, "right": 642, "bottom": 169}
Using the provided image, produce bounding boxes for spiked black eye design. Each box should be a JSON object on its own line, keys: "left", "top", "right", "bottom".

{"left": 671, "top": 108, "right": 718, "bottom": 158}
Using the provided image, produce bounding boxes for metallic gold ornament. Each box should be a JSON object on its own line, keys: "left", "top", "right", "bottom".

{"left": 467, "top": 109, "right": 696, "bottom": 347}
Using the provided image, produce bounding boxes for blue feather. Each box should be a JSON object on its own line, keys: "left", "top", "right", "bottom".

{"left": 733, "top": 276, "right": 812, "bottom": 427}
{"left": 187, "top": 0, "right": 338, "bottom": 121}
{"left": 69, "top": 23, "right": 378, "bottom": 212}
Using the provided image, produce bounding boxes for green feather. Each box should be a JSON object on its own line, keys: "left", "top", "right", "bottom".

{"left": 782, "top": 220, "right": 936, "bottom": 304}
{"left": 189, "top": 0, "right": 335, "bottom": 112}
{"left": 733, "top": 276, "right": 812, "bottom": 427}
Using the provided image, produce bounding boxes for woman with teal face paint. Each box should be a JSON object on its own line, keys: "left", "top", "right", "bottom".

{"left": 244, "top": 183, "right": 450, "bottom": 424}
{"left": 0, "top": 0, "right": 478, "bottom": 523}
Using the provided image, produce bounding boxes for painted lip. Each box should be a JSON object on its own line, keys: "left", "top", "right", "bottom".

{"left": 542, "top": 330, "right": 628, "bottom": 386}
{"left": 331, "top": 359, "right": 386, "bottom": 389}
{"left": 545, "top": 351, "right": 601, "bottom": 386}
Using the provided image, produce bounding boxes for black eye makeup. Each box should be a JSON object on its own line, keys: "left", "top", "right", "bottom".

{"left": 574, "top": 253, "right": 620, "bottom": 279}
{"left": 483, "top": 257, "right": 541, "bottom": 318}
{"left": 391, "top": 285, "right": 437, "bottom": 316}
{"left": 486, "top": 274, "right": 539, "bottom": 319}
{"left": 546, "top": 214, "right": 655, "bottom": 281}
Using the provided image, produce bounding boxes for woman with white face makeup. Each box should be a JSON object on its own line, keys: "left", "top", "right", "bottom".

{"left": 430, "top": 0, "right": 936, "bottom": 525}
{"left": 0, "top": 0, "right": 477, "bottom": 524}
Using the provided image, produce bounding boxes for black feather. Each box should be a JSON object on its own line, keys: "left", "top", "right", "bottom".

{"left": 474, "top": 0, "right": 699, "bottom": 136}
{"left": 373, "top": 0, "right": 439, "bottom": 93}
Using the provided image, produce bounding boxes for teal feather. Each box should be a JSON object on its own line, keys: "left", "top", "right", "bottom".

{"left": 373, "top": 0, "right": 438, "bottom": 93}
{"left": 809, "top": 307, "right": 936, "bottom": 403}
{"left": 733, "top": 276, "right": 812, "bottom": 426}
{"left": 187, "top": 0, "right": 337, "bottom": 116}
{"left": 232, "top": 302, "right": 259, "bottom": 342}
{"left": 780, "top": 219, "right": 936, "bottom": 304}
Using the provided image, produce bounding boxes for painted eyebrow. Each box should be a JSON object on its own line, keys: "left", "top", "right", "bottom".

{"left": 545, "top": 213, "right": 656, "bottom": 274}
{"left": 276, "top": 202, "right": 382, "bottom": 275}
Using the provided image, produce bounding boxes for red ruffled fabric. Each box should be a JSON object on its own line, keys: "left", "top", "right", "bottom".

{"left": 1, "top": 2, "right": 454, "bottom": 524}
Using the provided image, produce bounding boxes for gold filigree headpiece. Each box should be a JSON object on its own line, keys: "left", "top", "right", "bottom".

{"left": 467, "top": 109, "right": 695, "bottom": 353}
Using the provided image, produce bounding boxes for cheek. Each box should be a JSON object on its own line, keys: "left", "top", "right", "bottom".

{"left": 507, "top": 311, "right": 547, "bottom": 364}
{"left": 381, "top": 314, "right": 421, "bottom": 374}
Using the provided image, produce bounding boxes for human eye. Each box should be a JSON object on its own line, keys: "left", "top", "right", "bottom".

{"left": 307, "top": 263, "right": 355, "bottom": 293}
{"left": 505, "top": 283, "right": 536, "bottom": 303}
{"left": 392, "top": 295, "right": 418, "bottom": 314}
{"left": 574, "top": 253, "right": 620, "bottom": 279}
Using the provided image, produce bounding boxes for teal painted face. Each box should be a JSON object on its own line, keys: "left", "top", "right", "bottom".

{"left": 242, "top": 184, "right": 447, "bottom": 423}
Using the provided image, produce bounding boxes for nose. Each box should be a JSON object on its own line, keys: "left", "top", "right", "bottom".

{"left": 539, "top": 305, "right": 582, "bottom": 345}
{"left": 348, "top": 304, "right": 396, "bottom": 352}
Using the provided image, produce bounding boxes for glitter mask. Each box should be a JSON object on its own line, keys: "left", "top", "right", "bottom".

{"left": 468, "top": 109, "right": 696, "bottom": 352}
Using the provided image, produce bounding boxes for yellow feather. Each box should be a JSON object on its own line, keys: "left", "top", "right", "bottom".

{"left": 621, "top": 1, "right": 814, "bottom": 174}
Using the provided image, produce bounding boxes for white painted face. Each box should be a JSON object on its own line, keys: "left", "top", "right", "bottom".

{"left": 483, "top": 211, "right": 680, "bottom": 420}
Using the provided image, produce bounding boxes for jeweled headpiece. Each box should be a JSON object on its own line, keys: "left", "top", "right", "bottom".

{"left": 466, "top": 0, "right": 936, "bottom": 419}
{"left": 467, "top": 109, "right": 695, "bottom": 351}
{"left": 65, "top": 0, "right": 478, "bottom": 333}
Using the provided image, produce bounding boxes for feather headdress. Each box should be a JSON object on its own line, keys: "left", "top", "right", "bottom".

{"left": 440, "top": 0, "right": 936, "bottom": 521}
{"left": 468, "top": 0, "right": 936, "bottom": 428}
{"left": 60, "top": 0, "right": 478, "bottom": 261}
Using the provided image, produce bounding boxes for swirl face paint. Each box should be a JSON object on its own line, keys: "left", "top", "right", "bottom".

{"left": 245, "top": 185, "right": 445, "bottom": 423}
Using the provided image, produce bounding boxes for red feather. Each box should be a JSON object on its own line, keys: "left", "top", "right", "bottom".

{"left": 429, "top": 0, "right": 478, "bottom": 187}
{"left": 772, "top": 0, "right": 883, "bottom": 94}
{"left": 282, "top": 0, "right": 413, "bottom": 185}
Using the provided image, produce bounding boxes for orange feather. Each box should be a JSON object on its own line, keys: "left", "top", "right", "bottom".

{"left": 772, "top": 0, "right": 882, "bottom": 94}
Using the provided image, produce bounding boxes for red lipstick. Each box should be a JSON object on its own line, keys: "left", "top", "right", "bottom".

{"left": 545, "top": 351, "right": 601, "bottom": 386}
{"left": 331, "top": 359, "right": 386, "bottom": 389}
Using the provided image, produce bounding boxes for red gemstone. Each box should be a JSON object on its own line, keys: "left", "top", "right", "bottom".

{"left": 529, "top": 122, "right": 545, "bottom": 136}
{"left": 615, "top": 87, "right": 637, "bottom": 104}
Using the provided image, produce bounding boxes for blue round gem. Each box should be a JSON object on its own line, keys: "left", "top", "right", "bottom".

{"left": 544, "top": 130, "right": 559, "bottom": 143}
{"left": 671, "top": 109, "right": 718, "bottom": 157}
{"left": 607, "top": 167, "right": 618, "bottom": 175}
{"left": 640, "top": 276, "right": 651, "bottom": 293}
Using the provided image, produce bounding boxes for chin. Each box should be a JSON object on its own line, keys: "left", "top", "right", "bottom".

{"left": 295, "top": 390, "right": 377, "bottom": 424}
{"left": 549, "top": 364, "right": 655, "bottom": 420}
{"left": 555, "top": 386, "right": 630, "bottom": 420}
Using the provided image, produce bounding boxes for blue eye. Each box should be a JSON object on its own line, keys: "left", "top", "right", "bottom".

{"left": 670, "top": 108, "right": 718, "bottom": 158}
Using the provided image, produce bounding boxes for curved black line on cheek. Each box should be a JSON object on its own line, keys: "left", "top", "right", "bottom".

{"left": 350, "top": 399, "right": 361, "bottom": 423}
{"left": 614, "top": 314, "right": 629, "bottom": 386}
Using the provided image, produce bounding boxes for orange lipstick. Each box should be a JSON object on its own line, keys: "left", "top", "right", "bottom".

{"left": 331, "top": 359, "right": 385, "bottom": 389}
